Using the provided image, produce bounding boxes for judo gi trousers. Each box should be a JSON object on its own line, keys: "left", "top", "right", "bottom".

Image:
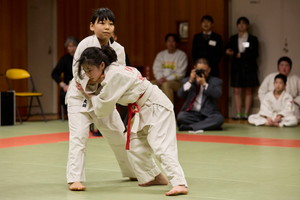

{"left": 248, "top": 114, "right": 298, "bottom": 127}
{"left": 66, "top": 107, "right": 135, "bottom": 183}
{"left": 127, "top": 90, "right": 187, "bottom": 187}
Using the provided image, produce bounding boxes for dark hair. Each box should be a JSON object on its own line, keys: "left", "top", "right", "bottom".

{"left": 236, "top": 16, "right": 250, "bottom": 25}
{"left": 91, "top": 8, "right": 115, "bottom": 24}
{"left": 164, "top": 33, "right": 180, "bottom": 43}
{"left": 77, "top": 46, "right": 117, "bottom": 79}
{"left": 201, "top": 15, "right": 214, "bottom": 23}
{"left": 64, "top": 36, "right": 79, "bottom": 47}
{"left": 194, "top": 58, "right": 210, "bottom": 66}
{"left": 274, "top": 73, "right": 287, "bottom": 84}
{"left": 277, "top": 56, "right": 292, "bottom": 69}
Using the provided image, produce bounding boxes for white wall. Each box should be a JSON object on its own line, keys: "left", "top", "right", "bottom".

{"left": 228, "top": 0, "right": 300, "bottom": 116}
{"left": 27, "top": 0, "right": 57, "bottom": 114}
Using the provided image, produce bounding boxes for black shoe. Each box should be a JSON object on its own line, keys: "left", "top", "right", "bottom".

{"left": 179, "top": 124, "right": 193, "bottom": 131}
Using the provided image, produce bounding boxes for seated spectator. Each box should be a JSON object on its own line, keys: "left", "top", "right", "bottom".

{"left": 152, "top": 33, "right": 188, "bottom": 104}
{"left": 51, "top": 36, "right": 79, "bottom": 115}
{"left": 177, "top": 58, "right": 224, "bottom": 131}
{"left": 249, "top": 74, "right": 298, "bottom": 127}
{"left": 258, "top": 56, "right": 300, "bottom": 122}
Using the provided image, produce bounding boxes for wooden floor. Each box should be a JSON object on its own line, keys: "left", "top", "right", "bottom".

{"left": 0, "top": 119, "right": 300, "bottom": 200}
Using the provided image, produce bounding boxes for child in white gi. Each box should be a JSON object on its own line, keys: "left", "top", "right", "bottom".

{"left": 248, "top": 74, "right": 298, "bottom": 127}
{"left": 66, "top": 8, "right": 135, "bottom": 191}
{"left": 76, "top": 46, "right": 188, "bottom": 196}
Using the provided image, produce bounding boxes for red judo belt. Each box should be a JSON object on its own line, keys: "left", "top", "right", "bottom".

{"left": 126, "top": 93, "right": 144, "bottom": 150}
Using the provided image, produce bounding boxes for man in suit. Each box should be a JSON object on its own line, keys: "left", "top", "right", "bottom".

{"left": 177, "top": 58, "right": 224, "bottom": 131}
{"left": 192, "top": 15, "right": 223, "bottom": 77}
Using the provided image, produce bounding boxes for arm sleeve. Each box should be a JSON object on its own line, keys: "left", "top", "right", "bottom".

{"left": 91, "top": 70, "right": 134, "bottom": 118}
{"left": 178, "top": 78, "right": 192, "bottom": 98}
{"left": 51, "top": 56, "right": 65, "bottom": 84}
{"left": 72, "top": 43, "right": 84, "bottom": 83}
{"left": 183, "top": 81, "right": 192, "bottom": 91}
{"left": 115, "top": 46, "right": 126, "bottom": 66}
{"left": 225, "top": 35, "right": 239, "bottom": 58}
{"left": 203, "top": 78, "right": 222, "bottom": 99}
{"left": 293, "top": 76, "right": 300, "bottom": 106}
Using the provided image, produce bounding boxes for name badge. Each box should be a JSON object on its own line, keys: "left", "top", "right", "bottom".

{"left": 242, "top": 42, "right": 250, "bottom": 48}
{"left": 208, "top": 40, "right": 217, "bottom": 46}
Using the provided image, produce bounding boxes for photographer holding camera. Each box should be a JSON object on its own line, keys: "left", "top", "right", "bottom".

{"left": 177, "top": 58, "right": 224, "bottom": 132}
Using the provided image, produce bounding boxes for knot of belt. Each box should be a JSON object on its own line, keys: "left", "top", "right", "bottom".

{"left": 126, "top": 93, "right": 144, "bottom": 150}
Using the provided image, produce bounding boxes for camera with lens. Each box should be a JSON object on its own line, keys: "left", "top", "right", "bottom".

{"left": 195, "top": 69, "right": 205, "bottom": 77}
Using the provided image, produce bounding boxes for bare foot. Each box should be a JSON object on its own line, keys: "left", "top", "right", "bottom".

{"left": 69, "top": 182, "right": 86, "bottom": 191}
{"left": 165, "top": 185, "right": 188, "bottom": 196}
{"left": 138, "top": 173, "right": 168, "bottom": 186}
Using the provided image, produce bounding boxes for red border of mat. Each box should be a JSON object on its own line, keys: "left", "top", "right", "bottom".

{"left": 1, "top": 132, "right": 300, "bottom": 148}
{"left": 176, "top": 134, "right": 300, "bottom": 148}
{"left": 0, "top": 132, "right": 99, "bottom": 148}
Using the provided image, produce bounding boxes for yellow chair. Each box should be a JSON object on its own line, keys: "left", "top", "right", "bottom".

{"left": 6, "top": 68, "right": 46, "bottom": 123}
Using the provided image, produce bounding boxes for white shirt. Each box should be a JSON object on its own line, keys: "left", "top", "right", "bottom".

{"left": 238, "top": 32, "right": 249, "bottom": 53}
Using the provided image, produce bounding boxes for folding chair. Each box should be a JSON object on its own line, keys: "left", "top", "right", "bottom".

{"left": 6, "top": 68, "right": 47, "bottom": 123}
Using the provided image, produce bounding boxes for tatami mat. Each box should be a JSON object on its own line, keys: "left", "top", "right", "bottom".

{"left": 0, "top": 121, "right": 299, "bottom": 200}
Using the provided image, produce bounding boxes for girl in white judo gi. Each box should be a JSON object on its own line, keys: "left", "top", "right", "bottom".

{"left": 248, "top": 74, "right": 298, "bottom": 127}
{"left": 76, "top": 46, "right": 188, "bottom": 196}
{"left": 65, "top": 8, "right": 135, "bottom": 191}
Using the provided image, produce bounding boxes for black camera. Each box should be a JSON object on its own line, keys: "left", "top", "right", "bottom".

{"left": 195, "top": 69, "right": 205, "bottom": 77}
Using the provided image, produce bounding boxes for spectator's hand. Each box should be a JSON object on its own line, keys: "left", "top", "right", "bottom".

{"left": 236, "top": 52, "right": 241, "bottom": 58}
{"left": 189, "top": 69, "right": 197, "bottom": 83}
{"left": 265, "top": 117, "right": 274, "bottom": 126}
{"left": 63, "top": 85, "right": 69, "bottom": 92}
{"left": 193, "top": 69, "right": 206, "bottom": 86}
{"left": 196, "top": 75, "right": 207, "bottom": 86}
{"left": 226, "top": 48, "right": 234, "bottom": 56}
{"left": 59, "top": 81, "right": 68, "bottom": 92}
{"left": 274, "top": 115, "right": 283, "bottom": 123}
